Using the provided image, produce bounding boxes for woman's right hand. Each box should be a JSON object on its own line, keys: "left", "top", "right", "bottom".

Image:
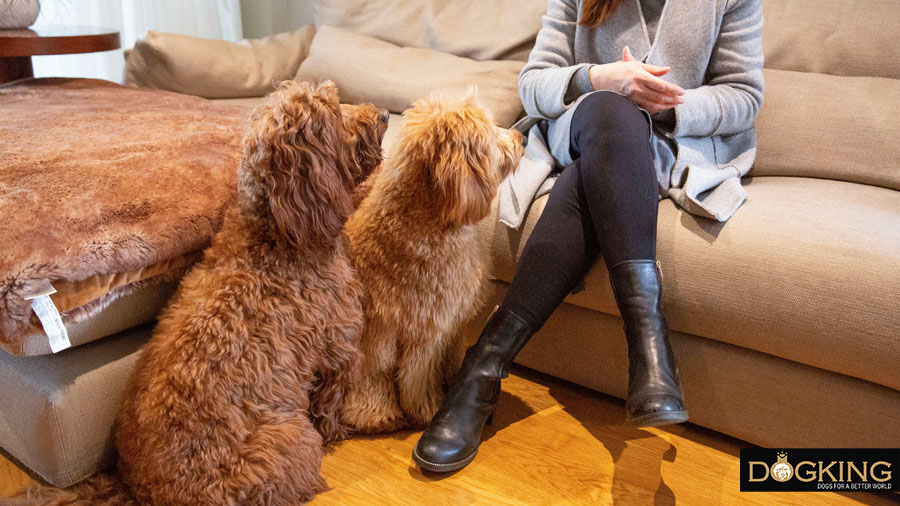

{"left": 588, "top": 47, "right": 685, "bottom": 114}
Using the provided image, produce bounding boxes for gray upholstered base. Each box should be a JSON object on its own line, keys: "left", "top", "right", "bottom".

{"left": 0, "top": 324, "right": 151, "bottom": 487}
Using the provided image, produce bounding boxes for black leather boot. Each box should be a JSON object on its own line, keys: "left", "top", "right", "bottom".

{"left": 412, "top": 307, "right": 533, "bottom": 472}
{"left": 609, "top": 259, "right": 689, "bottom": 427}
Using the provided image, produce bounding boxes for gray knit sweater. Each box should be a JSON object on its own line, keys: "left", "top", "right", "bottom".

{"left": 499, "top": 0, "right": 764, "bottom": 227}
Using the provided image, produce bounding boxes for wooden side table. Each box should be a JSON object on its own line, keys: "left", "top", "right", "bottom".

{"left": 0, "top": 26, "right": 120, "bottom": 84}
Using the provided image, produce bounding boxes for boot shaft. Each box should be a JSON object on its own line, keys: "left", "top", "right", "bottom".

{"left": 608, "top": 260, "right": 680, "bottom": 396}
{"left": 465, "top": 306, "right": 534, "bottom": 379}
{"left": 608, "top": 259, "right": 665, "bottom": 330}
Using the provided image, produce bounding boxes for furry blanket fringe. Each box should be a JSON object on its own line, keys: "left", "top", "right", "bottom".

{"left": 0, "top": 78, "right": 247, "bottom": 346}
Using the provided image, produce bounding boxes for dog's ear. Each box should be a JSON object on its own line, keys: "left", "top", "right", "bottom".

{"left": 403, "top": 97, "right": 499, "bottom": 226}
{"left": 240, "top": 80, "right": 354, "bottom": 251}
{"left": 340, "top": 103, "right": 387, "bottom": 187}
{"left": 317, "top": 79, "right": 340, "bottom": 102}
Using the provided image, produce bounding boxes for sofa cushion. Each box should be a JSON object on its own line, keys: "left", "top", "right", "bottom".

{"left": 480, "top": 176, "right": 900, "bottom": 392}
{"left": 295, "top": 26, "right": 525, "bottom": 127}
{"left": 311, "top": 0, "right": 545, "bottom": 62}
{"left": 762, "top": 0, "right": 900, "bottom": 79}
{"left": 126, "top": 25, "right": 316, "bottom": 98}
{"left": 751, "top": 69, "right": 900, "bottom": 192}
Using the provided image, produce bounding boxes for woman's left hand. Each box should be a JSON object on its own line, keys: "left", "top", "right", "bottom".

{"left": 619, "top": 47, "right": 684, "bottom": 115}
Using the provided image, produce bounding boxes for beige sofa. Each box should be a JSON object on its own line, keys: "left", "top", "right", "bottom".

{"left": 2, "top": 0, "right": 897, "bottom": 489}
{"left": 475, "top": 0, "right": 900, "bottom": 448}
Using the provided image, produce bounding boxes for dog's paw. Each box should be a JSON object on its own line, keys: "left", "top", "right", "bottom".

{"left": 347, "top": 405, "right": 405, "bottom": 433}
{"left": 350, "top": 414, "right": 407, "bottom": 435}
{"left": 341, "top": 400, "right": 407, "bottom": 435}
{"left": 401, "top": 398, "right": 444, "bottom": 429}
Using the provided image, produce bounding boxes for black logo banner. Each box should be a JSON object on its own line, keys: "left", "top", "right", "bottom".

{"left": 740, "top": 448, "right": 898, "bottom": 492}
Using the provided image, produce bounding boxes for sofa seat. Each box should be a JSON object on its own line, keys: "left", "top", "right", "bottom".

{"left": 381, "top": 113, "right": 405, "bottom": 153}
{"left": 479, "top": 176, "right": 900, "bottom": 393}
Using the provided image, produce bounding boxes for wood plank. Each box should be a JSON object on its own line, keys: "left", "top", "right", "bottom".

{"left": 311, "top": 367, "right": 896, "bottom": 506}
{"left": 0, "top": 454, "right": 34, "bottom": 498}
{"left": 0, "top": 366, "right": 894, "bottom": 505}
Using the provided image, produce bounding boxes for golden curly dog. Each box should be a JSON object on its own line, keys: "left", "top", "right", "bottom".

{"left": 341, "top": 94, "right": 524, "bottom": 433}
{"left": 11, "top": 81, "right": 387, "bottom": 506}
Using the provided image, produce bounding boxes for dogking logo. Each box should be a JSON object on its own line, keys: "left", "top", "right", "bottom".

{"left": 770, "top": 452, "right": 793, "bottom": 482}
{"left": 740, "top": 448, "right": 898, "bottom": 492}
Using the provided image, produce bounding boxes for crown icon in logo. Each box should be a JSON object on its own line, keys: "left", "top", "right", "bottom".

{"left": 771, "top": 451, "right": 793, "bottom": 482}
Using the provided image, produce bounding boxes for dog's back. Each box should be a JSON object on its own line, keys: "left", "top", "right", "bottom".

{"left": 116, "top": 207, "right": 362, "bottom": 506}
{"left": 111, "top": 81, "right": 384, "bottom": 506}
{"left": 351, "top": 170, "right": 490, "bottom": 357}
{"left": 342, "top": 95, "right": 524, "bottom": 433}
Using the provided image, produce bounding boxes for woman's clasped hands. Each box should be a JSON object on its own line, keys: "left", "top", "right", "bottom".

{"left": 588, "top": 46, "right": 685, "bottom": 114}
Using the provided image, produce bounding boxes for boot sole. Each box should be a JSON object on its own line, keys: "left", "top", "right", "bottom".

{"left": 412, "top": 445, "right": 478, "bottom": 473}
{"left": 626, "top": 410, "right": 689, "bottom": 427}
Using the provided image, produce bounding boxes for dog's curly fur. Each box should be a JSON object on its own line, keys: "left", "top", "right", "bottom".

{"left": 11, "top": 81, "right": 387, "bottom": 506}
{"left": 341, "top": 94, "right": 524, "bottom": 433}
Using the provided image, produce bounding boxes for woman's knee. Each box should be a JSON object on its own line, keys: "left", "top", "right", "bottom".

{"left": 571, "top": 91, "right": 649, "bottom": 142}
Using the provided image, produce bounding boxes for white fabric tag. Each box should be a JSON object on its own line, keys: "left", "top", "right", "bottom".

{"left": 30, "top": 294, "right": 71, "bottom": 353}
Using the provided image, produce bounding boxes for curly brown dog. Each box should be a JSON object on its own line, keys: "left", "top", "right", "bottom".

{"left": 341, "top": 94, "right": 524, "bottom": 433}
{"left": 11, "top": 81, "right": 387, "bottom": 506}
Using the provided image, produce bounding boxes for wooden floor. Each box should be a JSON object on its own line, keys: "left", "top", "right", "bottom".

{"left": 1, "top": 366, "right": 896, "bottom": 505}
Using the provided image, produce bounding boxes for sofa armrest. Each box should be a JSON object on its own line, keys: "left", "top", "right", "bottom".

{"left": 125, "top": 25, "right": 316, "bottom": 99}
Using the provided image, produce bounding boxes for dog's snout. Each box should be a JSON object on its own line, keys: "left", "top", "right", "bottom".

{"left": 379, "top": 109, "right": 390, "bottom": 124}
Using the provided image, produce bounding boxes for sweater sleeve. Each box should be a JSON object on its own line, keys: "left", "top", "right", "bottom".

{"left": 518, "top": 0, "right": 595, "bottom": 120}
{"left": 665, "top": 0, "right": 765, "bottom": 138}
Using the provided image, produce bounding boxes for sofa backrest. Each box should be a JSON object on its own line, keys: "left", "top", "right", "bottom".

{"left": 761, "top": 0, "right": 900, "bottom": 79}
{"left": 315, "top": 0, "right": 900, "bottom": 193}
{"left": 751, "top": 0, "right": 900, "bottom": 192}
{"left": 311, "top": 0, "right": 546, "bottom": 61}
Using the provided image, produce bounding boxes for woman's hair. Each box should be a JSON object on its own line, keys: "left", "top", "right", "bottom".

{"left": 578, "top": 0, "right": 623, "bottom": 26}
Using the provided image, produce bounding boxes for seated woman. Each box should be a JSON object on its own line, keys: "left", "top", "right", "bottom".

{"left": 413, "top": 0, "right": 764, "bottom": 472}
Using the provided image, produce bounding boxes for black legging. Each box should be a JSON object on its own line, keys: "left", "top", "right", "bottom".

{"left": 500, "top": 91, "right": 659, "bottom": 330}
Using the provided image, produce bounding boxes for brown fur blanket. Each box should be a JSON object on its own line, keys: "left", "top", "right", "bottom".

{"left": 0, "top": 78, "right": 247, "bottom": 346}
